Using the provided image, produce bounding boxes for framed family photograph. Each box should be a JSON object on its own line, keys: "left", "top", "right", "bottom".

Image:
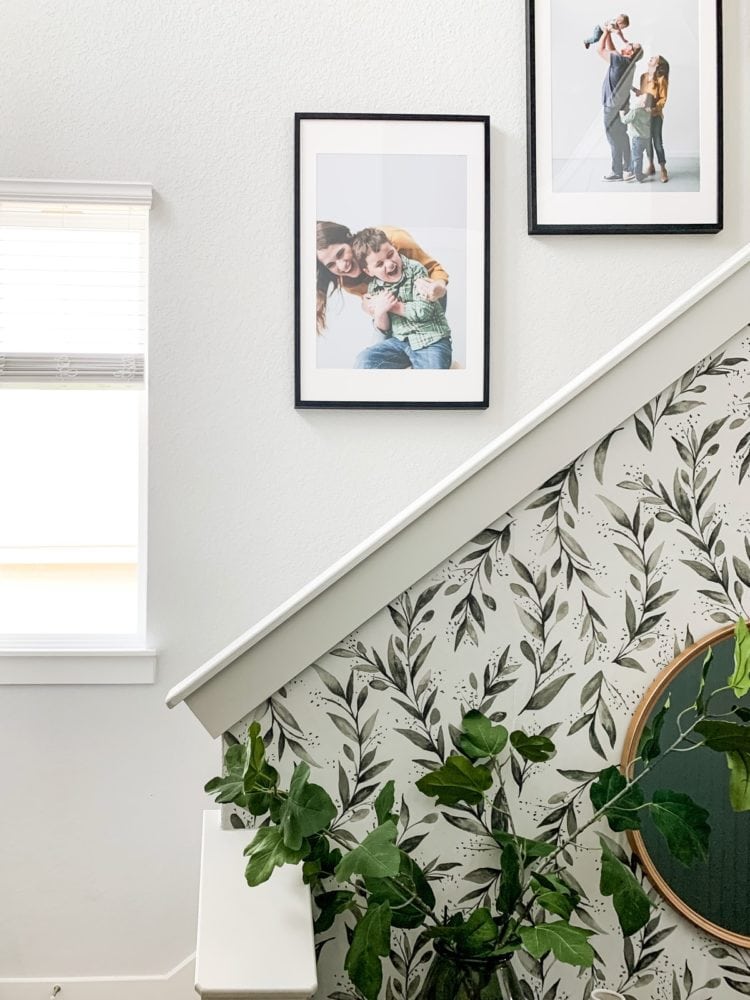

{"left": 527, "top": 0, "right": 722, "bottom": 234}
{"left": 295, "top": 114, "right": 490, "bottom": 408}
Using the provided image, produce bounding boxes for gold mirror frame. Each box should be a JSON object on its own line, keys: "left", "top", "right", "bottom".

{"left": 621, "top": 622, "right": 750, "bottom": 948}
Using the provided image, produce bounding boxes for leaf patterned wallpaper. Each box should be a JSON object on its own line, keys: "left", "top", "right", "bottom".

{"left": 230, "top": 326, "right": 750, "bottom": 1000}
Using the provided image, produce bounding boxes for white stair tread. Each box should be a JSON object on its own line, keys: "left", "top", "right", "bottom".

{"left": 195, "top": 811, "right": 318, "bottom": 999}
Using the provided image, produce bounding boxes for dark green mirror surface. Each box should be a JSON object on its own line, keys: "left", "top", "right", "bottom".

{"left": 636, "top": 636, "right": 750, "bottom": 937}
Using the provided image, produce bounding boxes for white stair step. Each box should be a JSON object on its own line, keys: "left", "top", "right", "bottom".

{"left": 195, "top": 811, "right": 317, "bottom": 1000}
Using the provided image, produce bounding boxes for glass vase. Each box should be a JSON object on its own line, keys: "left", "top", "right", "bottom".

{"left": 417, "top": 945, "right": 508, "bottom": 1000}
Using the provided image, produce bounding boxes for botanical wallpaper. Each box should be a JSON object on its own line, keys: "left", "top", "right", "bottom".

{"left": 230, "top": 326, "right": 750, "bottom": 1000}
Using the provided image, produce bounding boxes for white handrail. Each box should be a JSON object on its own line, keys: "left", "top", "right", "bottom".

{"left": 167, "top": 243, "right": 750, "bottom": 716}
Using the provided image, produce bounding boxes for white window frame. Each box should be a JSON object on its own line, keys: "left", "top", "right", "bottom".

{"left": 0, "top": 179, "right": 156, "bottom": 684}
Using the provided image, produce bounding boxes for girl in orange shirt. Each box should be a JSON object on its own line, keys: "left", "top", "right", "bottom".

{"left": 639, "top": 55, "right": 670, "bottom": 183}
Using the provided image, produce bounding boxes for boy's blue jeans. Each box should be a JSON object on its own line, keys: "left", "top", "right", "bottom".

{"left": 355, "top": 336, "right": 452, "bottom": 370}
{"left": 630, "top": 135, "right": 649, "bottom": 180}
{"left": 584, "top": 25, "right": 604, "bottom": 44}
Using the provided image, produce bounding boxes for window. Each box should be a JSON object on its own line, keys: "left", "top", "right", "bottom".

{"left": 0, "top": 181, "right": 154, "bottom": 680}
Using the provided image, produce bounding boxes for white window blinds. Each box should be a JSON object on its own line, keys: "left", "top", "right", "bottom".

{"left": 0, "top": 181, "right": 151, "bottom": 643}
{"left": 0, "top": 199, "right": 149, "bottom": 385}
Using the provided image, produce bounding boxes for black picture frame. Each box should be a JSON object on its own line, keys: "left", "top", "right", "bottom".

{"left": 295, "top": 113, "right": 490, "bottom": 409}
{"left": 526, "top": 0, "right": 723, "bottom": 235}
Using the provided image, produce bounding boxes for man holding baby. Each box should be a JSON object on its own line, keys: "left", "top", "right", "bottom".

{"left": 597, "top": 24, "right": 644, "bottom": 181}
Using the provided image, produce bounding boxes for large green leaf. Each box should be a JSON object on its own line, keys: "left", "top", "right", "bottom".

{"left": 365, "top": 852, "right": 435, "bottom": 929}
{"left": 510, "top": 730, "right": 556, "bottom": 763}
{"left": 497, "top": 842, "right": 522, "bottom": 915}
{"left": 243, "top": 827, "right": 306, "bottom": 887}
{"left": 648, "top": 790, "right": 710, "bottom": 866}
{"left": 374, "top": 780, "right": 396, "bottom": 825}
{"left": 204, "top": 772, "right": 247, "bottom": 806}
{"left": 589, "top": 765, "right": 644, "bottom": 831}
{"left": 344, "top": 902, "right": 392, "bottom": 1000}
{"left": 301, "top": 834, "right": 341, "bottom": 886}
{"left": 416, "top": 755, "right": 493, "bottom": 807}
{"left": 518, "top": 921, "right": 594, "bottom": 967}
{"left": 313, "top": 889, "right": 354, "bottom": 933}
{"left": 278, "top": 762, "right": 337, "bottom": 850}
{"left": 726, "top": 751, "right": 750, "bottom": 811}
{"left": 695, "top": 648, "right": 714, "bottom": 715}
{"left": 728, "top": 618, "right": 750, "bottom": 698}
{"left": 695, "top": 720, "right": 750, "bottom": 753}
{"left": 242, "top": 721, "right": 279, "bottom": 794}
{"left": 598, "top": 839, "right": 652, "bottom": 936}
{"left": 492, "top": 831, "right": 554, "bottom": 861}
{"left": 696, "top": 720, "right": 750, "bottom": 812}
{"left": 531, "top": 873, "right": 579, "bottom": 921}
{"left": 335, "top": 820, "right": 400, "bottom": 881}
{"left": 637, "top": 695, "right": 671, "bottom": 763}
{"left": 459, "top": 710, "right": 509, "bottom": 760}
{"left": 457, "top": 908, "right": 499, "bottom": 956}
{"left": 430, "top": 908, "right": 499, "bottom": 957}
{"left": 205, "top": 726, "right": 278, "bottom": 811}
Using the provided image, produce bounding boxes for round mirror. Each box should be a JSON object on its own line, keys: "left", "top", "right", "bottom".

{"left": 622, "top": 624, "right": 750, "bottom": 946}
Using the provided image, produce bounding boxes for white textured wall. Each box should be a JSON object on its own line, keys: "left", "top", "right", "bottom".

{"left": 1, "top": 0, "right": 749, "bottom": 982}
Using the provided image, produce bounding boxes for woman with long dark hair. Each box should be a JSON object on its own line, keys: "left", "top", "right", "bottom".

{"left": 639, "top": 55, "right": 670, "bottom": 183}
{"left": 315, "top": 221, "right": 448, "bottom": 335}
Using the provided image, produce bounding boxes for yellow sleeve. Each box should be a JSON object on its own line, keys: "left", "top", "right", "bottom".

{"left": 657, "top": 76, "right": 669, "bottom": 112}
{"left": 381, "top": 226, "right": 450, "bottom": 285}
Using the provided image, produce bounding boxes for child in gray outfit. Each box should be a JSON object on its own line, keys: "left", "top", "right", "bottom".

{"left": 622, "top": 92, "right": 656, "bottom": 182}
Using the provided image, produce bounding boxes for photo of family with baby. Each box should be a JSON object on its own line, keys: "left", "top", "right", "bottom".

{"left": 550, "top": 0, "right": 702, "bottom": 194}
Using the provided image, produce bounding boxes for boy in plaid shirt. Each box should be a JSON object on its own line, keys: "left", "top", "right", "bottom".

{"left": 351, "top": 228, "right": 452, "bottom": 370}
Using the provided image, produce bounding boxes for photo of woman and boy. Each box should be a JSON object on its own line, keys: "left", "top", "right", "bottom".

{"left": 313, "top": 152, "right": 467, "bottom": 371}
{"left": 316, "top": 222, "right": 453, "bottom": 371}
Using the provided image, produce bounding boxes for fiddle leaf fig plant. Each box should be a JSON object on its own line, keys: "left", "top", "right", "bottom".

{"left": 206, "top": 619, "right": 750, "bottom": 1000}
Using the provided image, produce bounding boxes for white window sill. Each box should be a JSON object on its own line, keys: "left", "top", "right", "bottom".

{"left": 0, "top": 648, "right": 157, "bottom": 685}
